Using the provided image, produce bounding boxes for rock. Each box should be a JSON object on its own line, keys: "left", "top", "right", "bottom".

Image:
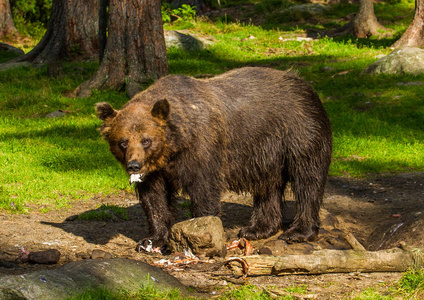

{"left": 0, "top": 258, "right": 188, "bottom": 300}
{"left": 90, "top": 249, "right": 112, "bottom": 259}
{"left": 258, "top": 247, "right": 273, "bottom": 255}
{"left": 281, "top": 3, "right": 329, "bottom": 17}
{"left": 28, "top": 249, "right": 61, "bottom": 264}
{"left": 45, "top": 110, "right": 66, "bottom": 119}
{"left": 362, "top": 46, "right": 424, "bottom": 75}
{"left": 164, "top": 30, "right": 211, "bottom": 51}
{"left": 0, "top": 42, "right": 24, "bottom": 56}
{"left": 168, "top": 216, "right": 226, "bottom": 257}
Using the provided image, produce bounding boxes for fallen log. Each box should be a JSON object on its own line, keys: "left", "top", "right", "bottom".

{"left": 225, "top": 247, "right": 424, "bottom": 277}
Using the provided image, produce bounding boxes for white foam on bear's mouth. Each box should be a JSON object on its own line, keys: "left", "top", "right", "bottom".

{"left": 129, "top": 173, "right": 144, "bottom": 185}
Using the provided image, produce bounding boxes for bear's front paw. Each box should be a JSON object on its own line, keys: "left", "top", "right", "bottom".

{"left": 238, "top": 225, "right": 277, "bottom": 241}
{"left": 135, "top": 237, "right": 167, "bottom": 253}
{"left": 278, "top": 226, "right": 318, "bottom": 243}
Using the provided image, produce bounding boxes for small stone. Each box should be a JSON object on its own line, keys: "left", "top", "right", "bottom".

{"left": 76, "top": 252, "right": 90, "bottom": 260}
{"left": 28, "top": 249, "right": 61, "bottom": 264}
{"left": 45, "top": 110, "right": 66, "bottom": 119}
{"left": 258, "top": 247, "right": 273, "bottom": 255}
{"left": 90, "top": 249, "right": 112, "bottom": 259}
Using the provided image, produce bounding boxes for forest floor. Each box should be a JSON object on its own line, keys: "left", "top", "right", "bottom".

{"left": 1, "top": 172, "right": 423, "bottom": 299}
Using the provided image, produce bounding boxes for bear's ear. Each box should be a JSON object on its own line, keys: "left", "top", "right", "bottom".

{"left": 151, "top": 99, "right": 170, "bottom": 120}
{"left": 96, "top": 102, "right": 118, "bottom": 121}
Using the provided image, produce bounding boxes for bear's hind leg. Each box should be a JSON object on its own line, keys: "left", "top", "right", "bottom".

{"left": 239, "top": 187, "right": 283, "bottom": 240}
{"left": 278, "top": 175, "right": 324, "bottom": 243}
{"left": 187, "top": 180, "right": 221, "bottom": 218}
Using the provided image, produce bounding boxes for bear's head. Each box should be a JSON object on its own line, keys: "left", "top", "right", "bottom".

{"left": 95, "top": 99, "right": 171, "bottom": 179}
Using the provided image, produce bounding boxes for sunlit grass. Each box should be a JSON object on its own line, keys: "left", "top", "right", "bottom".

{"left": 1, "top": 0, "right": 423, "bottom": 213}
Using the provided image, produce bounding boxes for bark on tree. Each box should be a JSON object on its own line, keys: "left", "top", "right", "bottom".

{"left": 353, "top": 0, "right": 387, "bottom": 37}
{"left": 74, "top": 0, "right": 168, "bottom": 98}
{"left": 13, "top": 0, "right": 99, "bottom": 64}
{"left": 0, "top": 0, "right": 17, "bottom": 37}
{"left": 325, "top": 0, "right": 388, "bottom": 38}
{"left": 99, "top": 0, "right": 109, "bottom": 63}
{"left": 392, "top": 0, "right": 424, "bottom": 48}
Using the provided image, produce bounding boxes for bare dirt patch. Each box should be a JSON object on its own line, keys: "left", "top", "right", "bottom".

{"left": 1, "top": 173, "right": 423, "bottom": 298}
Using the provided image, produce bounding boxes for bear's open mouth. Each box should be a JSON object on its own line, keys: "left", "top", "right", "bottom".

{"left": 129, "top": 173, "right": 145, "bottom": 185}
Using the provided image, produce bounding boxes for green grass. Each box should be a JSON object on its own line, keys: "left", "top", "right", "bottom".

{"left": 66, "top": 269, "right": 424, "bottom": 299}
{"left": 0, "top": 63, "right": 130, "bottom": 212}
{"left": 68, "top": 285, "right": 189, "bottom": 300}
{"left": 1, "top": 0, "right": 423, "bottom": 212}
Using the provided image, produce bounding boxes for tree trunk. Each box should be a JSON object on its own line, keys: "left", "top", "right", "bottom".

{"left": 325, "top": 0, "right": 388, "bottom": 38}
{"left": 392, "top": 0, "right": 424, "bottom": 48}
{"left": 0, "top": 0, "right": 17, "bottom": 37}
{"left": 224, "top": 248, "right": 424, "bottom": 277}
{"left": 74, "top": 0, "right": 168, "bottom": 98}
{"left": 353, "top": 0, "right": 387, "bottom": 37}
{"left": 13, "top": 0, "right": 98, "bottom": 64}
{"left": 99, "top": 0, "right": 109, "bottom": 63}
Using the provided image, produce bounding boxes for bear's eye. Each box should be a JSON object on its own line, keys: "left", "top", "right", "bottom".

{"left": 119, "top": 140, "right": 128, "bottom": 149}
{"left": 141, "top": 138, "right": 151, "bottom": 148}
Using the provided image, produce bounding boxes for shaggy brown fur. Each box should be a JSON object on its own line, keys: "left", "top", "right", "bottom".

{"left": 96, "top": 67, "right": 332, "bottom": 249}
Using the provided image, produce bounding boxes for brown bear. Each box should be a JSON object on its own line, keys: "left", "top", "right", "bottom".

{"left": 96, "top": 67, "right": 332, "bottom": 250}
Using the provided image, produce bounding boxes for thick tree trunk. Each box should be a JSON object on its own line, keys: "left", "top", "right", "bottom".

{"left": 325, "top": 0, "right": 388, "bottom": 38}
{"left": 393, "top": 0, "right": 424, "bottom": 48}
{"left": 353, "top": 0, "right": 387, "bottom": 37}
{"left": 0, "top": 0, "right": 17, "bottom": 37}
{"left": 13, "top": 0, "right": 98, "bottom": 64}
{"left": 74, "top": 0, "right": 168, "bottom": 98}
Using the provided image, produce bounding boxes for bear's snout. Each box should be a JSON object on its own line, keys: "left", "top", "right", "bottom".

{"left": 127, "top": 160, "right": 142, "bottom": 174}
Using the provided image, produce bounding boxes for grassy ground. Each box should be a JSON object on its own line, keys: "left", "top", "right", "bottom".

{"left": 1, "top": 0, "right": 423, "bottom": 212}
{"left": 68, "top": 267, "right": 424, "bottom": 299}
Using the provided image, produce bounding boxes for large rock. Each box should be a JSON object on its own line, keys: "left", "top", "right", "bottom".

{"left": 168, "top": 216, "right": 226, "bottom": 257}
{"left": 282, "top": 3, "right": 329, "bottom": 17}
{"left": 362, "top": 46, "right": 424, "bottom": 75}
{"left": 164, "top": 30, "right": 211, "bottom": 51}
{"left": 0, "top": 258, "right": 188, "bottom": 300}
{"left": 0, "top": 42, "right": 24, "bottom": 56}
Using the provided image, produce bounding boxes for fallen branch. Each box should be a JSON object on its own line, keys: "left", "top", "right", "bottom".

{"left": 225, "top": 246, "right": 424, "bottom": 277}
{"left": 344, "top": 233, "right": 366, "bottom": 251}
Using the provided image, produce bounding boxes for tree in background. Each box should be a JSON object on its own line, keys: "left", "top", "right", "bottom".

{"left": 74, "top": 0, "right": 168, "bottom": 98}
{"left": 9, "top": 0, "right": 52, "bottom": 30}
{"left": 353, "top": 0, "right": 387, "bottom": 37}
{"left": 166, "top": 0, "right": 209, "bottom": 14}
{"left": 0, "top": 0, "right": 17, "bottom": 37}
{"left": 327, "top": 0, "right": 388, "bottom": 38}
{"left": 11, "top": 0, "right": 98, "bottom": 64}
{"left": 392, "top": 0, "right": 424, "bottom": 48}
